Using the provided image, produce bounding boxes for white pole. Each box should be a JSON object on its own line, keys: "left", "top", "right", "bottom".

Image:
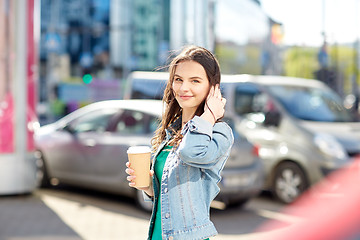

{"left": 322, "top": 0, "right": 326, "bottom": 43}
{"left": 14, "top": 0, "right": 28, "bottom": 167}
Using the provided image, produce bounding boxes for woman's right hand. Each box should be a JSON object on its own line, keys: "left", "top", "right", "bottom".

{"left": 125, "top": 161, "right": 154, "bottom": 197}
{"left": 202, "top": 84, "right": 226, "bottom": 124}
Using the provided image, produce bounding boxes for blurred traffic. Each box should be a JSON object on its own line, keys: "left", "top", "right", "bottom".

{"left": 221, "top": 74, "right": 360, "bottom": 204}
{"left": 35, "top": 98, "right": 264, "bottom": 211}
{"left": 37, "top": 68, "right": 355, "bottom": 208}
{"left": 121, "top": 71, "right": 360, "bottom": 204}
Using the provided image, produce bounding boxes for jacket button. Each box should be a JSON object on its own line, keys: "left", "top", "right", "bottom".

{"left": 165, "top": 213, "right": 170, "bottom": 218}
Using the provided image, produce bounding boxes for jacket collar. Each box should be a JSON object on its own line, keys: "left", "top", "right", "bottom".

{"left": 165, "top": 116, "right": 182, "bottom": 141}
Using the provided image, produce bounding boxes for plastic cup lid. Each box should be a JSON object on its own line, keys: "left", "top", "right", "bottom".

{"left": 127, "top": 146, "right": 151, "bottom": 154}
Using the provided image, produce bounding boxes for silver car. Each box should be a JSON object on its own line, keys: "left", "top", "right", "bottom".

{"left": 221, "top": 74, "right": 360, "bottom": 203}
{"left": 35, "top": 99, "right": 263, "bottom": 211}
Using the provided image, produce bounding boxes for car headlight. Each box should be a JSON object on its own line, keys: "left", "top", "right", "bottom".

{"left": 314, "top": 133, "right": 347, "bottom": 160}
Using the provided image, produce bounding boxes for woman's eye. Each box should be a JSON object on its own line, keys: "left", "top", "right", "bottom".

{"left": 192, "top": 80, "right": 200, "bottom": 83}
{"left": 175, "top": 78, "right": 182, "bottom": 82}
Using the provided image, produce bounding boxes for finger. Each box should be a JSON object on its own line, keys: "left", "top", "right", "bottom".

{"left": 214, "top": 84, "right": 221, "bottom": 98}
{"left": 207, "top": 86, "right": 215, "bottom": 100}
{"left": 127, "top": 175, "right": 136, "bottom": 181}
{"left": 125, "top": 168, "right": 134, "bottom": 175}
{"left": 126, "top": 162, "right": 130, "bottom": 168}
{"left": 128, "top": 182, "right": 135, "bottom": 187}
{"left": 150, "top": 170, "right": 154, "bottom": 176}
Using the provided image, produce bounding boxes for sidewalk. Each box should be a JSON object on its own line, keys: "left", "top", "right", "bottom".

{"left": 39, "top": 193, "right": 149, "bottom": 240}
{"left": 0, "top": 191, "right": 151, "bottom": 240}
{"left": 0, "top": 194, "right": 81, "bottom": 240}
{"left": 0, "top": 189, "right": 270, "bottom": 240}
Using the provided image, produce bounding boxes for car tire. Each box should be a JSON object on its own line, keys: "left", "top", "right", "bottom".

{"left": 273, "top": 161, "right": 308, "bottom": 204}
{"left": 35, "top": 151, "right": 50, "bottom": 188}
{"left": 226, "top": 198, "right": 250, "bottom": 209}
{"left": 134, "top": 189, "right": 153, "bottom": 212}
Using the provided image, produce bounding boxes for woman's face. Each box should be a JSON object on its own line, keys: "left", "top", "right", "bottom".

{"left": 172, "top": 60, "right": 210, "bottom": 114}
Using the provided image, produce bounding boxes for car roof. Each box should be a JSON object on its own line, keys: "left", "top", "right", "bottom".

{"left": 89, "top": 99, "right": 163, "bottom": 114}
{"left": 222, "top": 74, "right": 327, "bottom": 89}
{"left": 129, "top": 71, "right": 169, "bottom": 81}
{"left": 60, "top": 99, "right": 164, "bottom": 123}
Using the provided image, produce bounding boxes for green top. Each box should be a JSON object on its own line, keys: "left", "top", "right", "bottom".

{"left": 151, "top": 145, "right": 210, "bottom": 240}
{"left": 152, "top": 145, "right": 172, "bottom": 240}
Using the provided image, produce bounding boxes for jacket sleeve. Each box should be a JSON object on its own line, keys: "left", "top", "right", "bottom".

{"left": 178, "top": 116, "right": 234, "bottom": 169}
{"left": 142, "top": 191, "right": 154, "bottom": 202}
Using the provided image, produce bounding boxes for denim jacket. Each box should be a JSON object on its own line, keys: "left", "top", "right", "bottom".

{"left": 145, "top": 116, "right": 234, "bottom": 240}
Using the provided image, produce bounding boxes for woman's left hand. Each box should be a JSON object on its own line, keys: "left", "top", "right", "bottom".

{"left": 125, "top": 161, "right": 154, "bottom": 197}
{"left": 203, "top": 84, "right": 226, "bottom": 122}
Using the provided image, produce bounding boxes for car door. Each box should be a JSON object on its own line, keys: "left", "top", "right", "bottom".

{"left": 84, "top": 109, "right": 158, "bottom": 192}
{"left": 61, "top": 108, "right": 119, "bottom": 184}
{"left": 43, "top": 125, "right": 86, "bottom": 181}
{"left": 232, "top": 83, "right": 284, "bottom": 164}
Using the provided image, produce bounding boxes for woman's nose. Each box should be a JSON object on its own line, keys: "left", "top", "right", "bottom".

{"left": 180, "top": 81, "right": 190, "bottom": 91}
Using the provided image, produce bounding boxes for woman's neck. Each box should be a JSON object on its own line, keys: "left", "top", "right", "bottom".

{"left": 181, "top": 108, "right": 196, "bottom": 128}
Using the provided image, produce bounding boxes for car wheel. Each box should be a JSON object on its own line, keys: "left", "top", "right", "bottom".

{"left": 226, "top": 198, "right": 250, "bottom": 209}
{"left": 134, "top": 189, "right": 153, "bottom": 212}
{"left": 273, "top": 162, "right": 308, "bottom": 204}
{"left": 35, "top": 151, "right": 50, "bottom": 188}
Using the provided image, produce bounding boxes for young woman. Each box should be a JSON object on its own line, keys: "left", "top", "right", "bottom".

{"left": 126, "top": 45, "right": 234, "bottom": 240}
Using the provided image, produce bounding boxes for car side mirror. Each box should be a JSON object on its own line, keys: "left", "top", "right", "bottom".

{"left": 63, "top": 125, "right": 76, "bottom": 134}
{"left": 263, "top": 111, "right": 281, "bottom": 127}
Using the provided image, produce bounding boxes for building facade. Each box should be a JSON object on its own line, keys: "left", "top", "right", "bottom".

{"left": 39, "top": 0, "right": 279, "bottom": 122}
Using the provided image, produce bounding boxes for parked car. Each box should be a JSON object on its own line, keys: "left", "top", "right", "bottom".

{"left": 221, "top": 74, "right": 360, "bottom": 203}
{"left": 35, "top": 99, "right": 263, "bottom": 211}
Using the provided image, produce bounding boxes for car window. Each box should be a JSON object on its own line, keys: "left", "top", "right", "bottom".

{"left": 70, "top": 109, "right": 117, "bottom": 133}
{"left": 223, "top": 117, "right": 242, "bottom": 141}
{"left": 268, "top": 85, "right": 354, "bottom": 122}
{"left": 115, "top": 110, "right": 149, "bottom": 135}
{"left": 131, "top": 79, "right": 167, "bottom": 100}
{"left": 235, "top": 84, "right": 270, "bottom": 114}
{"left": 149, "top": 116, "right": 159, "bottom": 133}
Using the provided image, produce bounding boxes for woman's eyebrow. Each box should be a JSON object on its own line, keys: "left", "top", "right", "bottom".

{"left": 189, "top": 76, "right": 203, "bottom": 80}
{"left": 174, "top": 74, "right": 203, "bottom": 80}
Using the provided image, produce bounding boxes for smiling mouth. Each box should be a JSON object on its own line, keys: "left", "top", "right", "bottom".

{"left": 179, "top": 95, "right": 193, "bottom": 100}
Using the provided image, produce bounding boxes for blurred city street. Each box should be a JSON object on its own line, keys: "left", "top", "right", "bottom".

{"left": 2, "top": 0, "right": 360, "bottom": 239}
{"left": 0, "top": 187, "right": 289, "bottom": 240}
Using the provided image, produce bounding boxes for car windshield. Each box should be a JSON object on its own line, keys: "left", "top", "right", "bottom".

{"left": 131, "top": 78, "right": 167, "bottom": 99}
{"left": 267, "top": 85, "right": 354, "bottom": 122}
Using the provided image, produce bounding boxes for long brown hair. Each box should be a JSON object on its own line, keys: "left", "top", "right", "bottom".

{"left": 151, "top": 45, "right": 221, "bottom": 151}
